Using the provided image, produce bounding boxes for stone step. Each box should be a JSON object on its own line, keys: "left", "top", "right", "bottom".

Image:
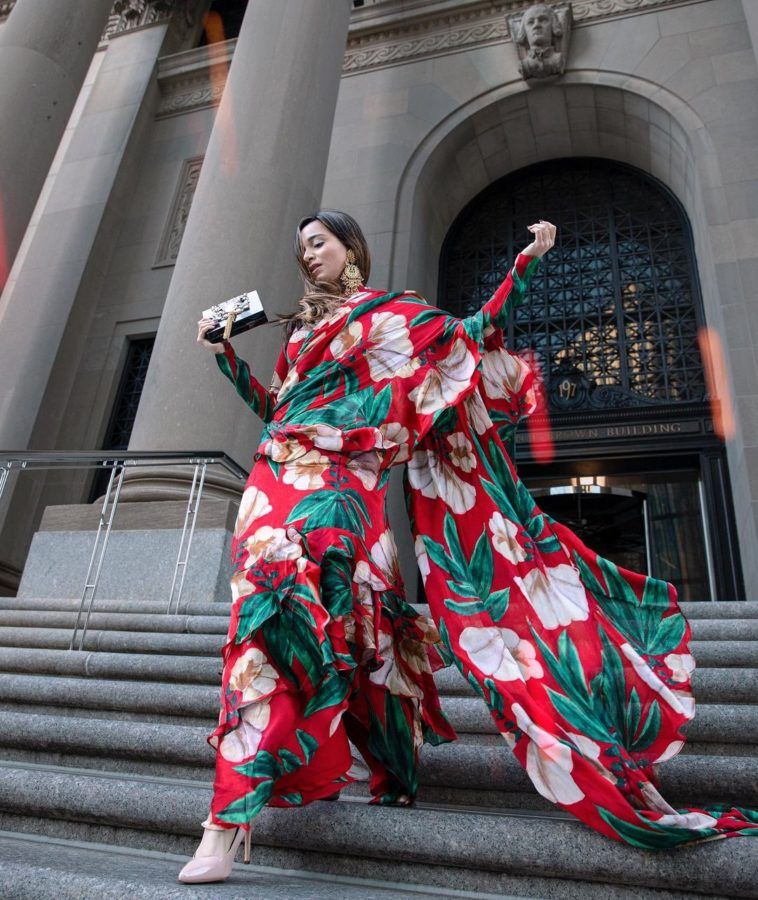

{"left": 0, "top": 763, "right": 755, "bottom": 898}
{"left": 0, "top": 709, "right": 755, "bottom": 811}
{"left": 0, "top": 832, "right": 474, "bottom": 900}
{"left": 0, "top": 609, "right": 228, "bottom": 634}
{"left": 5, "top": 596, "right": 758, "bottom": 621}
{"left": 0, "top": 665, "right": 753, "bottom": 726}
{"left": 0, "top": 647, "right": 220, "bottom": 684}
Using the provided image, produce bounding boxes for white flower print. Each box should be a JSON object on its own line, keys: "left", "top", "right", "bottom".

{"left": 489, "top": 511, "right": 528, "bottom": 565}
{"left": 244, "top": 525, "right": 303, "bottom": 565}
{"left": 282, "top": 448, "right": 330, "bottom": 491}
{"left": 463, "top": 390, "right": 492, "bottom": 436}
{"left": 366, "top": 312, "right": 418, "bottom": 381}
{"left": 565, "top": 732, "right": 615, "bottom": 784}
{"left": 376, "top": 421, "right": 410, "bottom": 463}
{"left": 513, "top": 564, "right": 589, "bottom": 630}
{"left": 370, "top": 530, "right": 400, "bottom": 582}
{"left": 408, "top": 449, "right": 477, "bottom": 513}
{"left": 620, "top": 643, "right": 696, "bottom": 720}
{"left": 330, "top": 321, "right": 363, "bottom": 359}
{"left": 664, "top": 652, "right": 695, "bottom": 684}
{"left": 237, "top": 486, "right": 272, "bottom": 531}
{"left": 512, "top": 703, "right": 585, "bottom": 806}
{"left": 228, "top": 648, "right": 278, "bottom": 703}
{"left": 278, "top": 367, "right": 299, "bottom": 400}
{"left": 459, "top": 626, "right": 542, "bottom": 682}
{"left": 638, "top": 783, "right": 718, "bottom": 829}
{"left": 353, "top": 559, "right": 388, "bottom": 606}
{"left": 481, "top": 348, "right": 529, "bottom": 400}
{"left": 654, "top": 740, "right": 685, "bottom": 764}
{"left": 219, "top": 697, "right": 271, "bottom": 762}
{"left": 426, "top": 449, "right": 476, "bottom": 513}
{"left": 447, "top": 432, "right": 476, "bottom": 473}
{"left": 369, "top": 631, "right": 422, "bottom": 698}
{"left": 289, "top": 325, "right": 311, "bottom": 343}
{"left": 346, "top": 449, "right": 382, "bottom": 491}
{"left": 302, "top": 423, "right": 343, "bottom": 452}
{"left": 409, "top": 338, "right": 476, "bottom": 415}
{"left": 407, "top": 450, "right": 437, "bottom": 498}
{"left": 414, "top": 535, "right": 430, "bottom": 582}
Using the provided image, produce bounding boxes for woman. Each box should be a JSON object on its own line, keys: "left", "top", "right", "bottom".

{"left": 180, "top": 211, "right": 757, "bottom": 883}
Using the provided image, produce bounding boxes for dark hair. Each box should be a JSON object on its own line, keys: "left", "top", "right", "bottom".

{"left": 279, "top": 209, "right": 371, "bottom": 332}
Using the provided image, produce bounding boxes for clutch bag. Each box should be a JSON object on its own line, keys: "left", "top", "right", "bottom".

{"left": 202, "top": 290, "right": 268, "bottom": 343}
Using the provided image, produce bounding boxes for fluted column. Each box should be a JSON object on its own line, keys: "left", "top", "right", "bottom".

{"left": 127, "top": 0, "right": 351, "bottom": 477}
{"left": 0, "top": 0, "right": 114, "bottom": 289}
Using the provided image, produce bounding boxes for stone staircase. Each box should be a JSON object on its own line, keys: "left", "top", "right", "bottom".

{"left": 0, "top": 596, "right": 757, "bottom": 898}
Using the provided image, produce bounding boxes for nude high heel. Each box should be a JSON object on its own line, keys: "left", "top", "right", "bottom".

{"left": 177, "top": 826, "right": 252, "bottom": 884}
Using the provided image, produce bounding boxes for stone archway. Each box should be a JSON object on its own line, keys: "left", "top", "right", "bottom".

{"left": 391, "top": 75, "right": 755, "bottom": 596}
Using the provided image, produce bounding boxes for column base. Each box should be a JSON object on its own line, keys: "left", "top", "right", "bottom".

{"left": 16, "top": 500, "right": 237, "bottom": 604}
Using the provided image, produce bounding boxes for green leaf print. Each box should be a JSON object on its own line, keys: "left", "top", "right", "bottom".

{"left": 484, "top": 588, "right": 510, "bottom": 622}
{"left": 347, "top": 294, "right": 397, "bottom": 325}
{"left": 233, "top": 749, "right": 282, "bottom": 780}
{"left": 235, "top": 591, "right": 279, "bottom": 643}
{"left": 296, "top": 729, "right": 319, "bottom": 764}
{"left": 366, "top": 384, "right": 393, "bottom": 426}
{"left": 630, "top": 699, "right": 661, "bottom": 752}
{"left": 470, "top": 530, "right": 493, "bottom": 598}
{"left": 287, "top": 490, "right": 365, "bottom": 536}
{"left": 410, "top": 307, "right": 445, "bottom": 329}
{"left": 278, "top": 792, "right": 303, "bottom": 805}
{"left": 366, "top": 692, "right": 418, "bottom": 799}
{"left": 444, "top": 597, "right": 485, "bottom": 615}
{"left": 548, "top": 689, "right": 611, "bottom": 743}
{"left": 218, "top": 779, "right": 273, "bottom": 824}
{"left": 303, "top": 674, "right": 350, "bottom": 717}
{"left": 597, "top": 807, "right": 717, "bottom": 850}
{"left": 320, "top": 546, "right": 355, "bottom": 617}
{"left": 278, "top": 748, "right": 303, "bottom": 773}
{"left": 573, "top": 552, "right": 685, "bottom": 657}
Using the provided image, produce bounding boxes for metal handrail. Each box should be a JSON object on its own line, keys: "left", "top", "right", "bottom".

{"left": 0, "top": 450, "right": 248, "bottom": 649}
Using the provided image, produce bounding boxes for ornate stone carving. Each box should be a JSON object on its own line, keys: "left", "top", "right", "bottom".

{"left": 343, "top": 0, "right": 685, "bottom": 75}
{"left": 104, "top": 0, "right": 177, "bottom": 40}
{"left": 154, "top": 156, "right": 204, "bottom": 267}
{"left": 507, "top": 2, "right": 572, "bottom": 83}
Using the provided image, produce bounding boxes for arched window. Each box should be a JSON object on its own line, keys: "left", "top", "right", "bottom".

{"left": 439, "top": 159, "right": 705, "bottom": 413}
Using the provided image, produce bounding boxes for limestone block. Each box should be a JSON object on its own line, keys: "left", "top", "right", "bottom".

{"left": 722, "top": 302, "right": 752, "bottom": 349}
{"left": 362, "top": 89, "right": 409, "bottom": 120}
{"left": 568, "top": 105, "right": 597, "bottom": 132}
{"left": 407, "top": 83, "right": 457, "bottom": 125}
{"left": 727, "top": 346, "right": 758, "bottom": 394}
{"left": 597, "top": 13, "right": 660, "bottom": 74}
{"left": 634, "top": 34, "right": 691, "bottom": 84}
{"left": 736, "top": 395, "right": 758, "bottom": 447}
{"left": 724, "top": 180, "right": 758, "bottom": 222}
{"left": 665, "top": 58, "right": 717, "bottom": 102}
{"left": 712, "top": 49, "right": 758, "bottom": 85}
{"left": 738, "top": 256, "right": 758, "bottom": 298}
{"left": 687, "top": 23, "right": 752, "bottom": 58}
{"left": 691, "top": 79, "right": 758, "bottom": 125}
{"left": 658, "top": 0, "right": 745, "bottom": 35}
{"left": 622, "top": 92, "right": 650, "bottom": 121}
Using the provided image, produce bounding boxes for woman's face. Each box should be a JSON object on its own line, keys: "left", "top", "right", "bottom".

{"left": 300, "top": 220, "right": 348, "bottom": 283}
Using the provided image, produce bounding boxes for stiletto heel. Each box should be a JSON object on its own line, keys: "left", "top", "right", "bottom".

{"left": 177, "top": 826, "right": 245, "bottom": 884}
{"left": 243, "top": 828, "right": 252, "bottom": 864}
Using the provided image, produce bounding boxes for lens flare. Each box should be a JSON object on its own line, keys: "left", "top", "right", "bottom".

{"left": 697, "top": 326, "right": 735, "bottom": 441}
{"left": 522, "top": 349, "right": 554, "bottom": 464}
{"left": 203, "top": 11, "right": 238, "bottom": 177}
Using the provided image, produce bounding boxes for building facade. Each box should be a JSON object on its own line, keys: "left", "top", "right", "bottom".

{"left": 1, "top": 0, "right": 757, "bottom": 606}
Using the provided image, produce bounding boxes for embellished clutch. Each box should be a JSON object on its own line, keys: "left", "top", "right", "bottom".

{"left": 202, "top": 290, "right": 268, "bottom": 343}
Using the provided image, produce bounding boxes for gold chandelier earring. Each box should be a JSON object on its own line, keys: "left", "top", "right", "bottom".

{"left": 340, "top": 249, "right": 363, "bottom": 296}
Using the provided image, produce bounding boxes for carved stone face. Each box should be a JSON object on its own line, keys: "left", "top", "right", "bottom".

{"left": 523, "top": 4, "right": 554, "bottom": 48}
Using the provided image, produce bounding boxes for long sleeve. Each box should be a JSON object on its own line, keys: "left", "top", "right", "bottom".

{"left": 215, "top": 340, "right": 289, "bottom": 423}
{"left": 464, "top": 251, "right": 540, "bottom": 336}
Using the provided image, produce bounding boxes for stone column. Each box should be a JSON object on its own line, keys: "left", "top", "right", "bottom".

{"left": 0, "top": 0, "right": 114, "bottom": 288}
{"left": 127, "top": 0, "right": 352, "bottom": 477}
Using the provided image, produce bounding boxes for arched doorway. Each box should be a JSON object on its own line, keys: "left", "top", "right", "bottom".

{"left": 438, "top": 158, "right": 742, "bottom": 602}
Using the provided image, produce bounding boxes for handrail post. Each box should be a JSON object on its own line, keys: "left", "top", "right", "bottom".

{"left": 69, "top": 460, "right": 125, "bottom": 651}
{"left": 166, "top": 460, "right": 208, "bottom": 615}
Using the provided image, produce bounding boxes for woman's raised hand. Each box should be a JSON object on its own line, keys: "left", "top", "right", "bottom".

{"left": 197, "top": 317, "right": 226, "bottom": 354}
{"left": 522, "top": 220, "right": 557, "bottom": 258}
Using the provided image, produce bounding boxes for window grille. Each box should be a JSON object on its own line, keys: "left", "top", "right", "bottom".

{"left": 439, "top": 159, "right": 706, "bottom": 412}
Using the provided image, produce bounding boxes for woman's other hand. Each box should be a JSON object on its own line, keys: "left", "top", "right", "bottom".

{"left": 522, "top": 220, "right": 556, "bottom": 258}
{"left": 197, "top": 317, "right": 226, "bottom": 354}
